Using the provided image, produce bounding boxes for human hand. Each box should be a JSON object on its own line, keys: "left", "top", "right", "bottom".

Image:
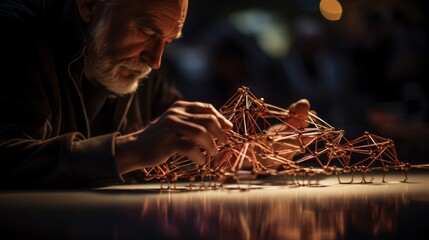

{"left": 258, "top": 99, "right": 315, "bottom": 168}
{"left": 115, "top": 100, "right": 233, "bottom": 174}
{"left": 263, "top": 98, "right": 314, "bottom": 133}
{"left": 284, "top": 98, "right": 313, "bottom": 129}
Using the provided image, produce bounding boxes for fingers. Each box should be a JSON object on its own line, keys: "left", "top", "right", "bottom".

{"left": 161, "top": 100, "right": 233, "bottom": 165}
{"left": 182, "top": 113, "right": 230, "bottom": 144}
{"left": 174, "top": 100, "right": 233, "bottom": 130}
{"left": 171, "top": 115, "right": 219, "bottom": 157}
{"left": 288, "top": 99, "right": 310, "bottom": 115}
{"left": 285, "top": 99, "right": 311, "bottom": 129}
{"left": 168, "top": 101, "right": 232, "bottom": 144}
{"left": 174, "top": 138, "right": 206, "bottom": 165}
{"left": 287, "top": 117, "right": 310, "bottom": 129}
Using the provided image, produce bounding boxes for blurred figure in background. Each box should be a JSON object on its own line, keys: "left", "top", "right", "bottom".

{"left": 280, "top": 16, "right": 354, "bottom": 132}
{"left": 172, "top": 16, "right": 284, "bottom": 109}
{"left": 344, "top": 1, "right": 429, "bottom": 162}
{"left": 202, "top": 22, "right": 276, "bottom": 108}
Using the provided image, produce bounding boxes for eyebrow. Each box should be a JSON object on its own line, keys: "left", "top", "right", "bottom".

{"left": 135, "top": 16, "right": 183, "bottom": 41}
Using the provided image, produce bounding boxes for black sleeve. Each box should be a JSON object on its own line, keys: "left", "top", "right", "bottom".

{"left": 0, "top": 12, "right": 123, "bottom": 189}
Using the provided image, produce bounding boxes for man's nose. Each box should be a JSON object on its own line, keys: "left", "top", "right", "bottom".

{"left": 141, "top": 38, "right": 165, "bottom": 70}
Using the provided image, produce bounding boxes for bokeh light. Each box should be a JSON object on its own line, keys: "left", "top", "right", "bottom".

{"left": 229, "top": 9, "right": 291, "bottom": 59}
{"left": 319, "top": 0, "right": 343, "bottom": 21}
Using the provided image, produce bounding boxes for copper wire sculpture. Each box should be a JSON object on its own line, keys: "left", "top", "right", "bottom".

{"left": 142, "top": 86, "right": 428, "bottom": 189}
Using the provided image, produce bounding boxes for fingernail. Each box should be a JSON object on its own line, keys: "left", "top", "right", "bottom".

{"left": 225, "top": 119, "right": 233, "bottom": 128}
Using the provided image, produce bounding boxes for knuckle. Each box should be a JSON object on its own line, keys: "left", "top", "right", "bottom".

{"left": 173, "top": 100, "right": 186, "bottom": 106}
{"left": 193, "top": 125, "right": 208, "bottom": 137}
{"left": 163, "top": 113, "right": 175, "bottom": 122}
{"left": 165, "top": 108, "right": 181, "bottom": 116}
{"left": 205, "top": 114, "right": 217, "bottom": 123}
{"left": 195, "top": 101, "right": 213, "bottom": 109}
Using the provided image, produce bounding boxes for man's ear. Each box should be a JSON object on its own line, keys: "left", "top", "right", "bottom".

{"left": 76, "top": 0, "right": 98, "bottom": 23}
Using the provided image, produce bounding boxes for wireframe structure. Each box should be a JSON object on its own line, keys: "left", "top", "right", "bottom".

{"left": 142, "top": 86, "right": 428, "bottom": 189}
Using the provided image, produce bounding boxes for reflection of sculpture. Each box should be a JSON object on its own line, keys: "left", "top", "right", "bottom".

{"left": 142, "top": 86, "right": 428, "bottom": 188}
{"left": 140, "top": 188, "right": 404, "bottom": 240}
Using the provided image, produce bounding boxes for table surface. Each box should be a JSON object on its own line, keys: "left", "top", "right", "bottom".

{"left": 1, "top": 169, "right": 428, "bottom": 240}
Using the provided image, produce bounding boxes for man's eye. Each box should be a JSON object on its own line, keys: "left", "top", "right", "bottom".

{"left": 139, "top": 28, "right": 156, "bottom": 37}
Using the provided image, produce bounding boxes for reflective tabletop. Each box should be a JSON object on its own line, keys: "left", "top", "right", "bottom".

{"left": 1, "top": 170, "right": 428, "bottom": 240}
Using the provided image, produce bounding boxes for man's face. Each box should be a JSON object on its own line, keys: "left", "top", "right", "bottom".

{"left": 84, "top": 0, "right": 188, "bottom": 95}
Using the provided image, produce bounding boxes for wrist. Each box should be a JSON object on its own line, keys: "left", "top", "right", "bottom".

{"left": 115, "top": 133, "right": 139, "bottom": 174}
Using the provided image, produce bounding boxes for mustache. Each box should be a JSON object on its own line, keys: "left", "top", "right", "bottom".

{"left": 119, "top": 58, "right": 151, "bottom": 73}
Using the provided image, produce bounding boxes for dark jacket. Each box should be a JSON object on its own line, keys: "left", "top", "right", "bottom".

{"left": 0, "top": 0, "right": 182, "bottom": 188}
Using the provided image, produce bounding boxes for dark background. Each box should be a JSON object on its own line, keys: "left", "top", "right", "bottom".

{"left": 163, "top": 0, "right": 429, "bottom": 163}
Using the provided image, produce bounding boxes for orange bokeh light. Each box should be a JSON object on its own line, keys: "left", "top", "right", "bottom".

{"left": 320, "top": 0, "right": 343, "bottom": 21}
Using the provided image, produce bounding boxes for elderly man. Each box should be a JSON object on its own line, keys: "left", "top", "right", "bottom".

{"left": 0, "top": 0, "right": 236, "bottom": 188}
{"left": 0, "top": 0, "right": 310, "bottom": 188}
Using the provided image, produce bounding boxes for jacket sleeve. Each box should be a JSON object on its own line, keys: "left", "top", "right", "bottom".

{"left": 0, "top": 11, "right": 123, "bottom": 189}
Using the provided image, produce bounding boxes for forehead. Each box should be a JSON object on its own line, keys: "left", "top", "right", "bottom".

{"left": 109, "top": 0, "right": 188, "bottom": 36}
{"left": 112, "top": 0, "right": 188, "bottom": 21}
